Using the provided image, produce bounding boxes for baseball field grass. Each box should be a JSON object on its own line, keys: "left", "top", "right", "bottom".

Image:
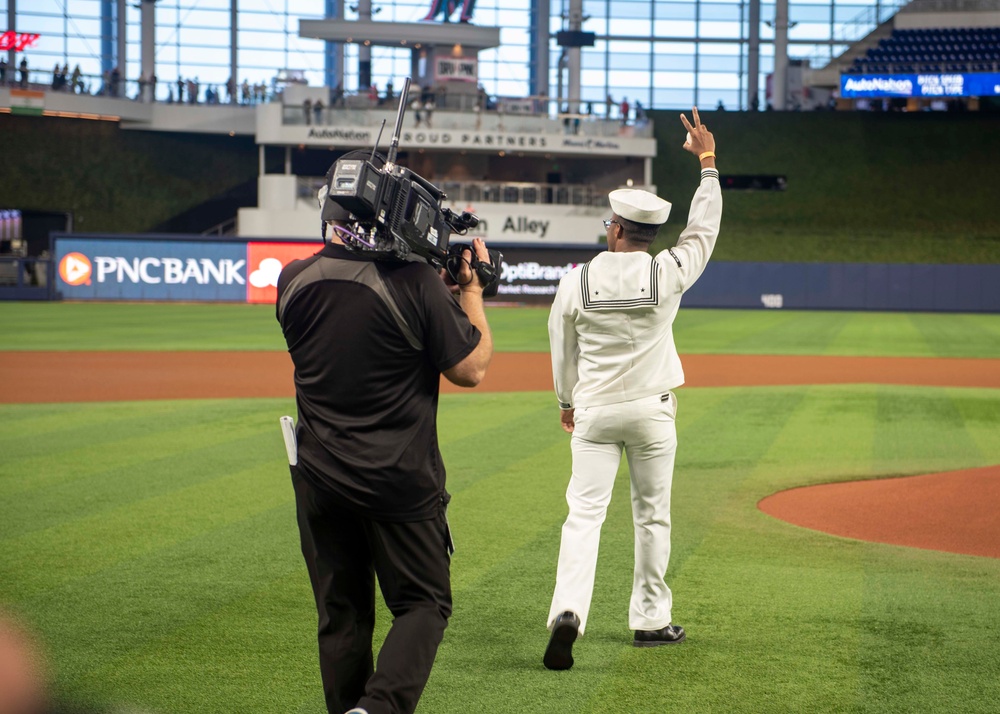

{"left": 1, "top": 303, "right": 999, "bottom": 714}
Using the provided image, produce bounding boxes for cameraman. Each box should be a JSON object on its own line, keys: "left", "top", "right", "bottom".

{"left": 276, "top": 158, "right": 493, "bottom": 714}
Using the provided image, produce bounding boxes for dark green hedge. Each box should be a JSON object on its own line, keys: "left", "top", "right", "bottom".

{"left": 649, "top": 110, "right": 1000, "bottom": 263}
{"left": 0, "top": 114, "right": 257, "bottom": 234}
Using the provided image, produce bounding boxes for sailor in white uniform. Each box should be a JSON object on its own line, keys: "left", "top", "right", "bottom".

{"left": 543, "top": 109, "right": 722, "bottom": 670}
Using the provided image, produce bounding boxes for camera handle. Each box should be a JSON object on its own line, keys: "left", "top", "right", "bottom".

{"left": 445, "top": 244, "right": 503, "bottom": 299}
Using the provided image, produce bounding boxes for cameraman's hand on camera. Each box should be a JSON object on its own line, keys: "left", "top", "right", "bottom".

{"left": 680, "top": 107, "right": 716, "bottom": 168}
{"left": 458, "top": 238, "right": 490, "bottom": 294}
{"left": 442, "top": 237, "right": 494, "bottom": 388}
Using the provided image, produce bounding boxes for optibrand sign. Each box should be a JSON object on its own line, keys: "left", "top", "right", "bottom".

{"left": 493, "top": 246, "right": 602, "bottom": 304}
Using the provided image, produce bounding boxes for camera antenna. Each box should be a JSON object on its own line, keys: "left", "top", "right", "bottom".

{"left": 370, "top": 119, "right": 386, "bottom": 163}
{"left": 384, "top": 76, "right": 411, "bottom": 172}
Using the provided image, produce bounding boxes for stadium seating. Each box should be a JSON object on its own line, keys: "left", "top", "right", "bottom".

{"left": 845, "top": 27, "right": 1000, "bottom": 74}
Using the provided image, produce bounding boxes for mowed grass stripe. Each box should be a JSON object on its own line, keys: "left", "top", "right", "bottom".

{"left": 68, "top": 571, "right": 320, "bottom": 714}
{"left": 0, "top": 302, "right": 286, "bottom": 352}
{"left": 0, "top": 399, "right": 291, "bottom": 498}
{"left": 857, "top": 547, "right": 1000, "bottom": 714}
{"left": 0, "top": 431, "right": 286, "bottom": 540}
{"left": 16, "top": 504, "right": 302, "bottom": 687}
{"left": 824, "top": 312, "right": 934, "bottom": 357}
{"left": 907, "top": 312, "right": 1000, "bottom": 358}
{"left": 0, "top": 460, "right": 291, "bottom": 599}
{"left": 950, "top": 387, "right": 1000, "bottom": 461}
{"left": 0, "top": 400, "right": 193, "bottom": 447}
{"left": 873, "top": 385, "right": 987, "bottom": 477}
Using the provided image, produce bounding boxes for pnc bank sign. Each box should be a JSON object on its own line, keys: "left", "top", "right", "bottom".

{"left": 55, "top": 238, "right": 251, "bottom": 302}
{"left": 59, "top": 252, "right": 245, "bottom": 286}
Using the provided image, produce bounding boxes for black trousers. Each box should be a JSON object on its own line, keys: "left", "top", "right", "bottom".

{"left": 291, "top": 467, "right": 453, "bottom": 714}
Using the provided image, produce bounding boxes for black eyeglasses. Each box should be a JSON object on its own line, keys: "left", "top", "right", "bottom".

{"left": 603, "top": 219, "right": 620, "bottom": 229}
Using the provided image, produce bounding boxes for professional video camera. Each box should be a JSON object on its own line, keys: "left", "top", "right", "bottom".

{"left": 318, "top": 77, "right": 502, "bottom": 297}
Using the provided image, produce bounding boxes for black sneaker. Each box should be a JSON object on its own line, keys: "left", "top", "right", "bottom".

{"left": 543, "top": 611, "right": 580, "bottom": 670}
{"left": 633, "top": 624, "right": 686, "bottom": 647}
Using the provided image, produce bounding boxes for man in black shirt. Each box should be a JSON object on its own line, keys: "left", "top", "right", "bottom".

{"left": 276, "top": 184, "right": 493, "bottom": 714}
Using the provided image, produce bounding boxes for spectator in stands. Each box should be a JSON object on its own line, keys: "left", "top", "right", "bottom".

{"left": 424, "top": 96, "right": 436, "bottom": 128}
{"left": 716, "top": 99, "right": 726, "bottom": 111}
{"left": 227, "top": 76, "right": 236, "bottom": 103}
{"left": 70, "top": 64, "right": 82, "bottom": 93}
{"left": 18, "top": 57, "right": 28, "bottom": 89}
{"left": 331, "top": 82, "right": 344, "bottom": 107}
{"left": 412, "top": 96, "right": 424, "bottom": 127}
{"left": 750, "top": 93, "right": 759, "bottom": 111}
{"left": 313, "top": 98, "right": 324, "bottom": 124}
{"left": 0, "top": 57, "right": 6, "bottom": 86}
{"left": 60, "top": 64, "right": 69, "bottom": 90}
{"left": 620, "top": 96, "right": 630, "bottom": 125}
{"left": 385, "top": 80, "right": 394, "bottom": 106}
{"left": 177, "top": 77, "right": 185, "bottom": 103}
{"left": 635, "top": 100, "right": 646, "bottom": 122}
{"left": 110, "top": 66, "right": 120, "bottom": 97}
{"left": 606, "top": 93, "right": 614, "bottom": 119}
{"left": 51, "top": 63, "right": 61, "bottom": 90}
{"left": 241, "top": 79, "right": 250, "bottom": 104}
{"left": 304, "top": 98, "right": 313, "bottom": 125}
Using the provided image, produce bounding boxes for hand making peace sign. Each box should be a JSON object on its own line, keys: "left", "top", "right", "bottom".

{"left": 680, "top": 107, "right": 716, "bottom": 159}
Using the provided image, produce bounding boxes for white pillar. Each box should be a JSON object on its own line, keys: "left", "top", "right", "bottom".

{"left": 230, "top": 0, "right": 237, "bottom": 102}
{"left": 140, "top": 0, "right": 156, "bottom": 102}
{"left": 533, "top": 0, "right": 550, "bottom": 100}
{"left": 773, "top": 0, "right": 789, "bottom": 111}
{"left": 7, "top": 0, "right": 16, "bottom": 78}
{"left": 566, "top": 0, "right": 583, "bottom": 113}
{"left": 748, "top": 0, "right": 760, "bottom": 110}
{"left": 116, "top": 0, "right": 126, "bottom": 85}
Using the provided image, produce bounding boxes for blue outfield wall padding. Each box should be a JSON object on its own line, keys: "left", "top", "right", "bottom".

{"left": 684, "top": 261, "right": 1000, "bottom": 313}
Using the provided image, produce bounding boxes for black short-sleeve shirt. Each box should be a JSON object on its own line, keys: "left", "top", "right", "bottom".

{"left": 276, "top": 243, "right": 481, "bottom": 521}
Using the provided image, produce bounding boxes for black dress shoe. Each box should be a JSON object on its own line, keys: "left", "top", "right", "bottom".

{"left": 633, "top": 624, "right": 686, "bottom": 647}
{"left": 543, "top": 611, "right": 580, "bottom": 670}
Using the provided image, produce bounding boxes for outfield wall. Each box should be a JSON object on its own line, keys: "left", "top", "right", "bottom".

{"left": 685, "top": 261, "right": 1000, "bottom": 312}
{"left": 40, "top": 234, "right": 999, "bottom": 311}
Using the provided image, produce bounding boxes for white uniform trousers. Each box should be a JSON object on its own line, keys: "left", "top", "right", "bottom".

{"left": 547, "top": 392, "right": 678, "bottom": 635}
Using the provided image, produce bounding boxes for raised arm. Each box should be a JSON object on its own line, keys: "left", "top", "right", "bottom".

{"left": 660, "top": 108, "right": 723, "bottom": 292}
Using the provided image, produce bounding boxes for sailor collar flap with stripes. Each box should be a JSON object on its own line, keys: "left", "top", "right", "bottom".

{"left": 581, "top": 251, "right": 659, "bottom": 311}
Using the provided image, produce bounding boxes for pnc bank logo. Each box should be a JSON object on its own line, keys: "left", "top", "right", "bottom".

{"left": 59, "top": 252, "right": 93, "bottom": 286}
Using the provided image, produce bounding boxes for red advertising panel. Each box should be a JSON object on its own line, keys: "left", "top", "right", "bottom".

{"left": 246, "top": 241, "right": 321, "bottom": 304}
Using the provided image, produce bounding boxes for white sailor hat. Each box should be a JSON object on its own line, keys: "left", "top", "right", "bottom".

{"left": 608, "top": 188, "right": 671, "bottom": 226}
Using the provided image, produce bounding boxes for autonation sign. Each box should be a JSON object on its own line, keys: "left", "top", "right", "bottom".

{"left": 841, "top": 72, "right": 1000, "bottom": 98}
